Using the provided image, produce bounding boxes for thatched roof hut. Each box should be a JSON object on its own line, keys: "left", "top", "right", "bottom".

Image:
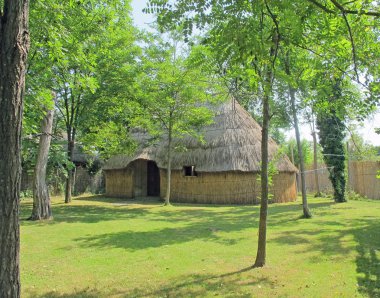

{"left": 103, "top": 99, "right": 297, "bottom": 204}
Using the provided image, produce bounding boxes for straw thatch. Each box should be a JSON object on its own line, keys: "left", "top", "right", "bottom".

{"left": 103, "top": 99, "right": 297, "bottom": 173}
{"left": 103, "top": 99, "right": 297, "bottom": 204}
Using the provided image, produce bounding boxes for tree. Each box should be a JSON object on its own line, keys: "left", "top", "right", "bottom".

{"left": 28, "top": 0, "right": 138, "bottom": 203}
{"left": 285, "top": 0, "right": 380, "bottom": 202}
{"left": 311, "top": 117, "right": 322, "bottom": 197}
{"left": 146, "top": 0, "right": 380, "bottom": 266}
{"left": 146, "top": 0, "right": 307, "bottom": 267}
{"left": 347, "top": 126, "right": 379, "bottom": 161}
{"left": 135, "top": 37, "right": 219, "bottom": 205}
{"left": 317, "top": 78, "right": 347, "bottom": 203}
{"left": 28, "top": 95, "right": 55, "bottom": 220}
{"left": 0, "top": 0, "right": 30, "bottom": 296}
{"left": 284, "top": 50, "right": 312, "bottom": 218}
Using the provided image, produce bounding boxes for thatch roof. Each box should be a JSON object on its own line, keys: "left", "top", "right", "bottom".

{"left": 103, "top": 99, "right": 297, "bottom": 173}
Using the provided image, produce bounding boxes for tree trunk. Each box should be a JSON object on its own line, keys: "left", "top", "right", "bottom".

{"left": 29, "top": 101, "right": 55, "bottom": 220}
{"left": 312, "top": 130, "right": 321, "bottom": 197}
{"left": 164, "top": 125, "right": 172, "bottom": 206}
{"left": 290, "top": 143, "right": 300, "bottom": 193}
{"left": 0, "top": 1, "right": 30, "bottom": 296}
{"left": 253, "top": 89, "right": 270, "bottom": 268}
{"left": 346, "top": 142, "right": 351, "bottom": 191}
{"left": 253, "top": 28, "right": 279, "bottom": 268}
{"left": 65, "top": 138, "right": 75, "bottom": 203}
{"left": 289, "top": 87, "right": 312, "bottom": 218}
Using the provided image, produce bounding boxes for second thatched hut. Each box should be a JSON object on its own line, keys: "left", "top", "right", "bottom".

{"left": 103, "top": 99, "right": 298, "bottom": 204}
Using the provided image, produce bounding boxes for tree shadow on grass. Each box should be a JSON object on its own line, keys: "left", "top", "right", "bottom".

{"left": 20, "top": 194, "right": 336, "bottom": 226}
{"left": 20, "top": 204, "right": 153, "bottom": 225}
{"left": 71, "top": 200, "right": 337, "bottom": 251}
{"left": 29, "top": 267, "right": 272, "bottom": 298}
{"left": 74, "top": 195, "right": 162, "bottom": 205}
{"left": 73, "top": 210, "right": 256, "bottom": 250}
{"left": 26, "top": 289, "right": 104, "bottom": 298}
{"left": 126, "top": 267, "right": 272, "bottom": 298}
{"left": 26, "top": 288, "right": 136, "bottom": 298}
{"left": 271, "top": 217, "right": 380, "bottom": 297}
{"left": 354, "top": 219, "right": 380, "bottom": 298}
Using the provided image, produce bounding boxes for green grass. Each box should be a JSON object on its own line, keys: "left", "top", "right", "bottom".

{"left": 20, "top": 195, "right": 380, "bottom": 298}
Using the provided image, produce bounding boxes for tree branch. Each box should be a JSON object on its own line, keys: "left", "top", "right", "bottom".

{"left": 288, "top": 40, "right": 370, "bottom": 90}
{"left": 307, "top": 0, "right": 380, "bottom": 16}
{"left": 265, "top": 0, "right": 280, "bottom": 71}
{"left": 306, "top": 0, "right": 335, "bottom": 13}
{"left": 330, "top": 0, "right": 380, "bottom": 16}
{"left": 342, "top": 12, "right": 359, "bottom": 81}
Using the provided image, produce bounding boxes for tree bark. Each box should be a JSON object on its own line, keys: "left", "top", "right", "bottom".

{"left": 65, "top": 137, "right": 75, "bottom": 203}
{"left": 0, "top": 1, "right": 30, "bottom": 297}
{"left": 164, "top": 124, "right": 172, "bottom": 206}
{"left": 290, "top": 143, "right": 300, "bottom": 193}
{"left": 253, "top": 90, "right": 270, "bottom": 268}
{"left": 29, "top": 100, "right": 55, "bottom": 220}
{"left": 346, "top": 142, "right": 350, "bottom": 191}
{"left": 289, "top": 87, "right": 312, "bottom": 218}
{"left": 312, "top": 130, "right": 321, "bottom": 197}
{"left": 253, "top": 28, "right": 278, "bottom": 268}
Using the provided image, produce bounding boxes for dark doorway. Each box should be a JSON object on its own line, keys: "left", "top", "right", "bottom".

{"left": 147, "top": 161, "right": 160, "bottom": 196}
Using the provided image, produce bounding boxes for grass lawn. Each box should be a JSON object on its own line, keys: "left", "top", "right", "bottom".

{"left": 20, "top": 195, "right": 380, "bottom": 298}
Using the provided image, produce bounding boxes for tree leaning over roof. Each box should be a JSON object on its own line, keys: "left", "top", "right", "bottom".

{"left": 0, "top": 0, "right": 30, "bottom": 296}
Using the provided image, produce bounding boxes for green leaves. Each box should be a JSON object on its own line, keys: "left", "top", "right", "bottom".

{"left": 133, "top": 33, "right": 224, "bottom": 145}
{"left": 24, "top": 0, "right": 141, "bottom": 162}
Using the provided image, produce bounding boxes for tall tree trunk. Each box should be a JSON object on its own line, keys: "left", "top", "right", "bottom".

{"left": 346, "top": 142, "right": 350, "bottom": 191}
{"left": 312, "top": 130, "right": 321, "bottom": 197}
{"left": 0, "top": 1, "right": 30, "bottom": 296}
{"left": 164, "top": 124, "right": 172, "bottom": 206}
{"left": 29, "top": 100, "right": 55, "bottom": 220}
{"left": 253, "top": 90, "right": 270, "bottom": 268}
{"left": 284, "top": 50, "right": 311, "bottom": 218}
{"left": 253, "top": 27, "right": 278, "bottom": 268}
{"left": 65, "top": 138, "right": 75, "bottom": 203}
{"left": 289, "top": 87, "right": 312, "bottom": 218}
{"left": 290, "top": 143, "right": 299, "bottom": 193}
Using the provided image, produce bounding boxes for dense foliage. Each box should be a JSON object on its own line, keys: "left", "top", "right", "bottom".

{"left": 317, "top": 79, "right": 347, "bottom": 203}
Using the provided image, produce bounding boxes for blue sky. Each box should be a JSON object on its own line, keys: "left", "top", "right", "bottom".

{"left": 131, "top": 0, "right": 152, "bottom": 30}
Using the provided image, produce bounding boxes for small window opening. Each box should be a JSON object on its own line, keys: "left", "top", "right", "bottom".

{"left": 183, "top": 165, "right": 197, "bottom": 177}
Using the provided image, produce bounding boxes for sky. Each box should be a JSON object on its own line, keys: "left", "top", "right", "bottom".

{"left": 131, "top": 0, "right": 153, "bottom": 30}
{"left": 130, "top": 0, "right": 380, "bottom": 146}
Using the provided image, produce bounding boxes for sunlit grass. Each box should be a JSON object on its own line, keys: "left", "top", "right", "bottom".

{"left": 20, "top": 195, "right": 380, "bottom": 297}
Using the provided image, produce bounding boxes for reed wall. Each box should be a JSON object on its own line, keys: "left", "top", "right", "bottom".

{"left": 105, "top": 168, "right": 133, "bottom": 197}
{"left": 303, "top": 161, "right": 380, "bottom": 199}
{"left": 272, "top": 173, "right": 298, "bottom": 203}
{"left": 303, "top": 164, "right": 333, "bottom": 194}
{"left": 105, "top": 165, "right": 297, "bottom": 204}
{"left": 349, "top": 161, "right": 380, "bottom": 200}
{"left": 160, "top": 170, "right": 296, "bottom": 204}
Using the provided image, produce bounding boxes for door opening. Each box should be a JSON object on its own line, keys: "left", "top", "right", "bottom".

{"left": 147, "top": 161, "right": 160, "bottom": 196}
